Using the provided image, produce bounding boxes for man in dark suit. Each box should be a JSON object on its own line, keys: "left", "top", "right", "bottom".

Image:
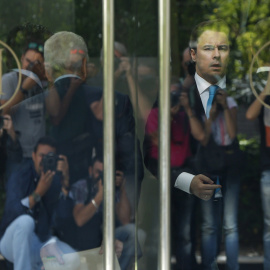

{"left": 174, "top": 21, "right": 230, "bottom": 200}
{"left": 175, "top": 20, "right": 240, "bottom": 270}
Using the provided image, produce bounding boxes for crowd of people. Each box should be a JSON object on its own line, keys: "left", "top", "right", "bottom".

{"left": 0, "top": 19, "right": 269, "bottom": 270}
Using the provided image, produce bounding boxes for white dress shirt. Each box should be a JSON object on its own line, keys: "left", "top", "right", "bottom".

{"left": 174, "top": 73, "right": 226, "bottom": 193}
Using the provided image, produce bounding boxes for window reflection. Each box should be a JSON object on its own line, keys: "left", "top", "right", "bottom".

{"left": 0, "top": 1, "right": 269, "bottom": 269}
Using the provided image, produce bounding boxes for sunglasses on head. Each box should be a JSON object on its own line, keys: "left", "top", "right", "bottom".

{"left": 28, "top": 42, "right": 44, "bottom": 53}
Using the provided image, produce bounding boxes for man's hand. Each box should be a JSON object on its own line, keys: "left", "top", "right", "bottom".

{"left": 215, "top": 89, "right": 228, "bottom": 109}
{"left": 35, "top": 170, "right": 55, "bottom": 197}
{"left": 99, "top": 240, "right": 123, "bottom": 258}
{"left": 0, "top": 115, "right": 16, "bottom": 141}
{"left": 115, "top": 57, "right": 132, "bottom": 81}
{"left": 21, "top": 60, "right": 46, "bottom": 91}
{"left": 115, "top": 170, "right": 125, "bottom": 189}
{"left": 90, "top": 96, "right": 103, "bottom": 121}
{"left": 170, "top": 103, "right": 181, "bottom": 116}
{"left": 117, "top": 57, "right": 131, "bottom": 73}
{"left": 29, "top": 60, "right": 46, "bottom": 81}
{"left": 95, "top": 179, "right": 104, "bottom": 204}
{"left": 57, "top": 155, "right": 69, "bottom": 190}
{"left": 180, "top": 92, "right": 190, "bottom": 110}
{"left": 69, "top": 77, "right": 83, "bottom": 91}
{"left": 209, "top": 102, "right": 218, "bottom": 120}
{"left": 21, "top": 76, "right": 39, "bottom": 91}
{"left": 190, "top": 174, "right": 221, "bottom": 201}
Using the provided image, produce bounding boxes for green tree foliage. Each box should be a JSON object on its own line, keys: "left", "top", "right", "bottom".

{"left": 176, "top": 0, "right": 270, "bottom": 80}
{"left": 0, "top": 0, "right": 74, "bottom": 38}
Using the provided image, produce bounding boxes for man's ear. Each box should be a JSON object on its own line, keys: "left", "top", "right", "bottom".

{"left": 190, "top": 49, "right": 197, "bottom": 62}
{"left": 32, "top": 151, "right": 36, "bottom": 162}
{"left": 81, "top": 57, "right": 87, "bottom": 81}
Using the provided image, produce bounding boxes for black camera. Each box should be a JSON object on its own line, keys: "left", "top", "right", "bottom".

{"left": 93, "top": 171, "right": 121, "bottom": 186}
{"left": 41, "top": 152, "right": 60, "bottom": 173}
{"left": 98, "top": 171, "right": 104, "bottom": 185}
{"left": 170, "top": 90, "right": 181, "bottom": 108}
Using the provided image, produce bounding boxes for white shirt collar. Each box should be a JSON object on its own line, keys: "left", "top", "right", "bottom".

{"left": 194, "top": 73, "right": 226, "bottom": 94}
{"left": 54, "top": 74, "right": 81, "bottom": 84}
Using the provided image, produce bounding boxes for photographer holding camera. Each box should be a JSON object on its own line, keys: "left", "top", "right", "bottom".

{"left": 0, "top": 38, "right": 48, "bottom": 179}
{"left": 52, "top": 155, "right": 143, "bottom": 270}
{"left": 144, "top": 77, "right": 206, "bottom": 269}
{"left": 0, "top": 136, "right": 74, "bottom": 270}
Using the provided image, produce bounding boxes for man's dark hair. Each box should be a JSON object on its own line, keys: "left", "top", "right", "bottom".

{"left": 90, "top": 155, "right": 103, "bottom": 167}
{"left": 33, "top": 136, "right": 57, "bottom": 153}
{"left": 189, "top": 19, "right": 230, "bottom": 50}
{"left": 5, "top": 23, "right": 51, "bottom": 69}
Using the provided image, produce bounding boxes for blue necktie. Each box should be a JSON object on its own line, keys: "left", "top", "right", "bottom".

{"left": 206, "top": 85, "right": 218, "bottom": 118}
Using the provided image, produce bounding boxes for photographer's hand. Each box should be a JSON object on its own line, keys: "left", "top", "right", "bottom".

{"left": 21, "top": 61, "right": 45, "bottom": 90}
{"left": 209, "top": 102, "right": 218, "bottom": 120}
{"left": 215, "top": 90, "right": 228, "bottom": 109}
{"left": 95, "top": 179, "right": 103, "bottom": 205}
{"left": 69, "top": 77, "right": 83, "bottom": 91}
{"left": 215, "top": 90, "right": 237, "bottom": 140}
{"left": 2, "top": 115, "right": 16, "bottom": 142}
{"left": 73, "top": 179, "right": 103, "bottom": 227}
{"left": 180, "top": 92, "right": 190, "bottom": 111}
{"left": 115, "top": 57, "right": 131, "bottom": 80}
{"left": 29, "top": 60, "right": 46, "bottom": 81}
{"left": 115, "top": 170, "right": 125, "bottom": 189}
{"left": 29, "top": 170, "right": 55, "bottom": 208}
{"left": 170, "top": 103, "right": 181, "bottom": 116}
{"left": 201, "top": 103, "right": 217, "bottom": 146}
{"left": 57, "top": 155, "right": 69, "bottom": 193}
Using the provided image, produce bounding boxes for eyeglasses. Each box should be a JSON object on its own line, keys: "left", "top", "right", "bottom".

{"left": 28, "top": 42, "right": 44, "bottom": 53}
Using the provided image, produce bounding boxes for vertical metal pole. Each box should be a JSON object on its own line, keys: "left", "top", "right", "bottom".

{"left": 158, "top": 0, "right": 171, "bottom": 269}
{"left": 103, "top": 0, "right": 115, "bottom": 269}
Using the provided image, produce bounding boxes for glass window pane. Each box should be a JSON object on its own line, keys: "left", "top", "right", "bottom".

{"left": 0, "top": 1, "right": 270, "bottom": 269}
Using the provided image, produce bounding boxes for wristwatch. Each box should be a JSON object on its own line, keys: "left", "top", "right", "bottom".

{"left": 31, "top": 191, "right": 41, "bottom": 203}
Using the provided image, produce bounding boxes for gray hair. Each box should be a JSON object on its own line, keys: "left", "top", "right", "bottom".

{"left": 44, "top": 31, "right": 89, "bottom": 79}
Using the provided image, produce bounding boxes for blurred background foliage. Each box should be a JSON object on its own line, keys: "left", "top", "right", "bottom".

{"left": 0, "top": 0, "right": 269, "bottom": 89}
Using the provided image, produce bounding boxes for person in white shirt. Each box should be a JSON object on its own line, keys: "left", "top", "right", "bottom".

{"left": 174, "top": 20, "right": 231, "bottom": 200}
{"left": 175, "top": 20, "right": 241, "bottom": 270}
